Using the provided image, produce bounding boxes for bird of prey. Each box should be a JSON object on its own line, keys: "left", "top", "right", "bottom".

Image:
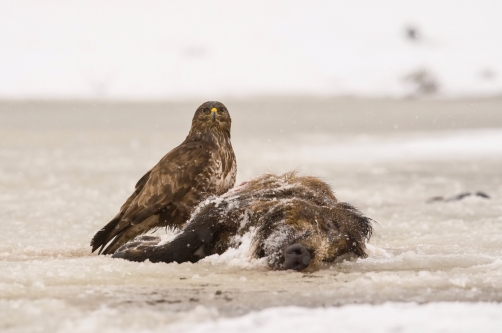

{"left": 91, "top": 101, "right": 236, "bottom": 255}
{"left": 112, "top": 172, "right": 373, "bottom": 271}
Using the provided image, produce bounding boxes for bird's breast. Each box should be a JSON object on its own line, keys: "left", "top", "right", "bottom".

{"left": 205, "top": 150, "right": 236, "bottom": 195}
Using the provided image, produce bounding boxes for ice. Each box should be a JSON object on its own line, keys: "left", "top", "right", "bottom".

{"left": 365, "top": 243, "right": 391, "bottom": 258}
{"left": 1, "top": 99, "right": 502, "bottom": 331}
{"left": 266, "top": 129, "right": 502, "bottom": 164}
{"left": 2, "top": 301, "right": 502, "bottom": 332}
{"left": 170, "top": 303, "right": 502, "bottom": 333}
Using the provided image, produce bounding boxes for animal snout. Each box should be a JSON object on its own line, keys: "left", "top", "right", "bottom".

{"left": 284, "top": 244, "right": 311, "bottom": 271}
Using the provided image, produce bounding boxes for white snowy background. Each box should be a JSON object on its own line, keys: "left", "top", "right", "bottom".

{"left": 0, "top": 0, "right": 501, "bottom": 99}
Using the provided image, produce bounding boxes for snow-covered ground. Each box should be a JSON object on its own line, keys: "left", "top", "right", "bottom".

{"left": 3, "top": 302, "right": 502, "bottom": 333}
{"left": 172, "top": 303, "right": 502, "bottom": 333}
{"left": 1, "top": 98, "right": 502, "bottom": 332}
{"left": 0, "top": 0, "right": 501, "bottom": 99}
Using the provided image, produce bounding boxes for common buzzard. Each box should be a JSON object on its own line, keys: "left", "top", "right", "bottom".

{"left": 112, "top": 172, "right": 373, "bottom": 271}
{"left": 91, "top": 101, "right": 236, "bottom": 255}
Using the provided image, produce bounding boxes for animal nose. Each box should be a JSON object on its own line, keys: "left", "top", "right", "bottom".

{"left": 284, "top": 244, "right": 311, "bottom": 271}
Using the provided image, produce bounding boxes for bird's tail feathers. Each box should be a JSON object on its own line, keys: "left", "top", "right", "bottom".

{"left": 99, "top": 214, "right": 161, "bottom": 255}
{"left": 90, "top": 217, "right": 122, "bottom": 254}
{"left": 99, "top": 227, "right": 130, "bottom": 255}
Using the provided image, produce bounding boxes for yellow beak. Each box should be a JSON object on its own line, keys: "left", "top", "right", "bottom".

{"left": 211, "top": 108, "right": 217, "bottom": 121}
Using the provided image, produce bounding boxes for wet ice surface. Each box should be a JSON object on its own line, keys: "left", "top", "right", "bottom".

{"left": 1, "top": 98, "right": 502, "bottom": 332}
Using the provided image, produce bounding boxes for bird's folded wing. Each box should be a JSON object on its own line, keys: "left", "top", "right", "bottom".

{"left": 114, "top": 141, "right": 212, "bottom": 232}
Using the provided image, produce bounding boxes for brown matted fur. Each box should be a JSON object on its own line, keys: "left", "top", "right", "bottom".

{"left": 113, "top": 172, "right": 373, "bottom": 271}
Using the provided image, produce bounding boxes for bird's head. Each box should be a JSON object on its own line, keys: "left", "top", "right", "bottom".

{"left": 190, "top": 101, "right": 232, "bottom": 137}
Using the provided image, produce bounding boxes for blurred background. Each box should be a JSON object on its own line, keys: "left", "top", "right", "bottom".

{"left": 1, "top": 0, "right": 501, "bottom": 99}
{"left": 1, "top": 0, "right": 501, "bottom": 183}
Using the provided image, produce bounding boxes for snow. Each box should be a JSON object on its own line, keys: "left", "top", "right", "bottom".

{"left": 266, "top": 129, "right": 502, "bottom": 163}
{"left": 1, "top": 99, "right": 502, "bottom": 331}
{"left": 171, "top": 303, "right": 502, "bottom": 333}
{"left": 0, "top": 0, "right": 501, "bottom": 99}
{"left": 3, "top": 301, "right": 502, "bottom": 332}
{"left": 200, "top": 229, "right": 268, "bottom": 269}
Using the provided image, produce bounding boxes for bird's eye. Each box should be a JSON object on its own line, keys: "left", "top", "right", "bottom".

{"left": 203, "top": 108, "right": 210, "bottom": 114}
{"left": 220, "top": 109, "right": 225, "bottom": 114}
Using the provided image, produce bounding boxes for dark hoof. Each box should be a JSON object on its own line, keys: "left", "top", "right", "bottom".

{"left": 111, "top": 250, "right": 126, "bottom": 259}
{"left": 284, "top": 244, "right": 311, "bottom": 271}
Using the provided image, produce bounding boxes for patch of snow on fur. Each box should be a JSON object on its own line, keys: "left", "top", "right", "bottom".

{"left": 156, "top": 231, "right": 181, "bottom": 247}
{"left": 200, "top": 229, "right": 268, "bottom": 269}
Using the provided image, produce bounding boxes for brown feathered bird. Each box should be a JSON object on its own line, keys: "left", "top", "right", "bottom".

{"left": 91, "top": 101, "right": 236, "bottom": 255}
{"left": 112, "top": 172, "right": 373, "bottom": 271}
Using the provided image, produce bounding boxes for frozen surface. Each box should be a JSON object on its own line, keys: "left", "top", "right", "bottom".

{"left": 3, "top": 302, "right": 502, "bottom": 333}
{"left": 172, "top": 303, "right": 502, "bottom": 333}
{"left": 1, "top": 98, "right": 502, "bottom": 332}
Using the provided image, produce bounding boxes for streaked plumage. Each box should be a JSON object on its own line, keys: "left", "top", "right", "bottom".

{"left": 91, "top": 101, "right": 236, "bottom": 255}
{"left": 112, "top": 172, "right": 373, "bottom": 271}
